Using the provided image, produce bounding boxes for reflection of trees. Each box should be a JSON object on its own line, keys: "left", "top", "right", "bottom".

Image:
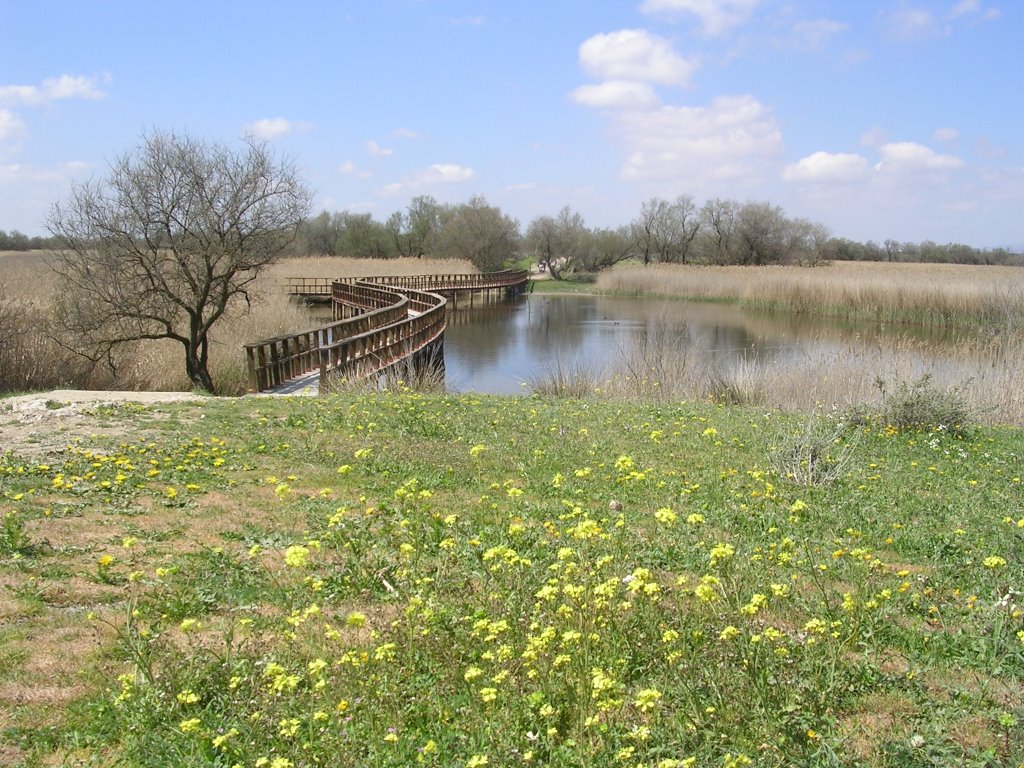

{"left": 444, "top": 298, "right": 524, "bottom": 376}
{"left": 523, "top": 296, "right": 591, "bottom": 357}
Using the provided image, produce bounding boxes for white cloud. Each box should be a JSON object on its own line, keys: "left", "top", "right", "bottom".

{"left": 640, "top": 0, "right": 761, "bottom": 36}
{"left": 579, "top": 29, "right": 697, "bottom": 86}
{"left": 790, "top": 19, "right": 848, "bottom": 51}
{"left": 0, "top": 74, "right": 107, "bottom": 106}
{"left": 783, "top": 151, "right": 869, "bottom": 183}
{"left": 613, "top": 94, "right": 782, "bottom": 183}
{"left": 392, "top": 127, "right": 420, "bottom": 139}
{"left": 450, "top": 15, "right": 485, "bottom": 26}
{"left": 243, "top": 117, "right": 298, "bottom": 140}
{"left": 382, "top": 163, "right": 475, "bottom": 194}
{"left": 365, "top": 140, "right": 394, "bottom": 158}
{"left": 933, "top": 127, "right": 959, "bottom": 143}
{"left": 570, "top": 80, "right": 660, "bottom": 110}
{"left": 0, "top": 109, "right": 26, "bottom": 144}
{"left": 874, "top": 142, "right": 964, "bottom": 174}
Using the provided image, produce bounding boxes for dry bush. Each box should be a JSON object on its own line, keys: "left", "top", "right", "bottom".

{"left": 597, "top": 261, "right": 1024, "bottom": 327}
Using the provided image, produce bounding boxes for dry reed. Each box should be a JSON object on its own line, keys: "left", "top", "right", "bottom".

{"left": 597, "top": 261, "right": 1024, "bottom": 328}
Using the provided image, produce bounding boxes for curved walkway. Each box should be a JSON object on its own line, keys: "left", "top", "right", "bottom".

{"left": 246, "top": 270, "right": 529, "bottom": 395}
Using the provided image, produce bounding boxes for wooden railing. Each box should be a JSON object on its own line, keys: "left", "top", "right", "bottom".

{"left": 282, "top": 270, "right": 529, "bottom": 297}
{"left": 318, "top": 287, "right": 447, "bottom": 394}
{"left": 243, "top": 291, "right": 410, "bottom": 392}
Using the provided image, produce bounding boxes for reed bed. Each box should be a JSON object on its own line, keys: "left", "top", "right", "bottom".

{"left": 597, "top": 261, "right": 1024, "bottom": 328}
{"left": 528, "top": 327, "right": 1024, "bottom": 425}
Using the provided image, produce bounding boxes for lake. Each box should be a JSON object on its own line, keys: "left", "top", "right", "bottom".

{"left": 441, "top": 293, "right": 988, "bottom": 398}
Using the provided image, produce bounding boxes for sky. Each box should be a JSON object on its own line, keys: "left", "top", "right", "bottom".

{"left": 1, "top": 0, "right": 1022, "bottom": 248}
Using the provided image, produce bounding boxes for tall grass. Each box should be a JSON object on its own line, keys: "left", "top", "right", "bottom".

{"left": 529, "top": 322, "right": 1024, "bottom": 425}
{"left": 597, "top": 261, "right": 1024, "bottom": 328}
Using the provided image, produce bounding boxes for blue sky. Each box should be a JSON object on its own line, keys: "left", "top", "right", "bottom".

{"left": 1, "top": 0, "right": 1021, "bottom": 248}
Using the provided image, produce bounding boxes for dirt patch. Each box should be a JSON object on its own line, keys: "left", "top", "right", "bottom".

{"left": 1, "top": 390, "right": 204, "bottom": 459}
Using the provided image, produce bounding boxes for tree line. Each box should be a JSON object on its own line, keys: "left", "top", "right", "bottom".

{"left": 296, "top": 194, "right": 1023, "bottom": 275}
{"left": 0, "top": 229, "right": 58, "bottom": 251}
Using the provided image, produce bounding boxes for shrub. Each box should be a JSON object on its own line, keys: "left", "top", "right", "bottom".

{"left": 877, "top": 374, "right": 975, "bottom": 436}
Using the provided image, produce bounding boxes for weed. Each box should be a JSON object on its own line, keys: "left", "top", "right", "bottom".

{"left": 877, "top": 374, "right": 976, "bottom": 436}
{"left": 528, "top": 357, "right": 602, "bottom": 398}
{"left": 767, "top": 415, "right": 859, "bottom": 486}
{"left": 0, "top": 511, "right": 35, "bottom": 557}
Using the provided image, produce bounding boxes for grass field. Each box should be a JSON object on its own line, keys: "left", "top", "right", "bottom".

{"left": 1, "top": 392, "right": 1021, "bottom": 766}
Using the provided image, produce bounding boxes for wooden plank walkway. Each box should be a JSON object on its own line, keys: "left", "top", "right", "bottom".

{"left": 244, "top": 271, "right": 528, "bottom": 395}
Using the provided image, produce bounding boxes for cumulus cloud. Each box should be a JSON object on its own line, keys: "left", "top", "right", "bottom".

{"left": 579, "top": 29, "right": 697, "bottom": 86}
{"left": 366, "top": 140, "right": 394, "bottom": 158}
{"left": 392, "top": 127, "right": 420, "bottom": 139}
{"left": 782, "top": 151, "right": 869, "bottom": 183}
{"left": 613, "top": 94, "right": 782, "bottom": 183}
{"left": 639, "top": 0, "right": 761, "bottom": 36}
{"left": 874, "top": 142, "right": 964, "bottom": 174}
{"left": 382, "top": 163, "right": 475, "bottom": 194}
{"left": 0, "top": 74, "right": 108, "bottom": 106}
{"left": 933, "top": 127, "right": 959, "bottom": 143}
{"left": 570, "top": 80, "right": 660, "bottom": 110}
{"left": 243, "top": 117, "right": 301, "bottom": 140}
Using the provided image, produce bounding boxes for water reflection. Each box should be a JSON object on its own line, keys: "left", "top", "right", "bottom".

{"left": 445, "top": 295, "right": 793, "bottom": 393}
{"left": 443, "top": 294, "right": 996, "bottom": 395}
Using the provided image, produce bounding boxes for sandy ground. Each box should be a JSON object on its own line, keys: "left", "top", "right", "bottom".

{"left": 0, "top": 389, "right": 204, "bottom": 458}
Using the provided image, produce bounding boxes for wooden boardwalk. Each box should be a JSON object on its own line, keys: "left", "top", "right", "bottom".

{"left": 246, "top": 270, "right": 529, "bottom": 395}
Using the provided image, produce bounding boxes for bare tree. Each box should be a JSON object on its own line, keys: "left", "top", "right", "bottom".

{"left": 632, "top": 197, "right": 668, "bottom": 266}
{"left": 47, "top": 130, "right": 311, "bottom": 393}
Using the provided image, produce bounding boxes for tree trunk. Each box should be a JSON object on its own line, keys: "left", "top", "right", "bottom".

{"left": 185, "top": 342, "right": 215, "bottom": 393}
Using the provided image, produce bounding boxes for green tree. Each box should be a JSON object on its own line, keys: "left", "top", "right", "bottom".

{"left": 435, "top": 195, "right": 520, "bottom": 272}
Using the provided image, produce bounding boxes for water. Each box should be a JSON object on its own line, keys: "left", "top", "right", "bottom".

{"left": 441, "top": 293, "right": 971, "bottom": 395}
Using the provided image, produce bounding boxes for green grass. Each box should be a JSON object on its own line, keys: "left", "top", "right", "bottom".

{"left": 0, "top": 392, "right": 1022, "bottom": 767}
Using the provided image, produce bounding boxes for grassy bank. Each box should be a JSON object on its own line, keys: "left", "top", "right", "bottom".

{"left": 596, "top": 262, "right": 1024, "bottom": 330}
{"left": 1, "top": 392, "right": 1022, "bottom": 766}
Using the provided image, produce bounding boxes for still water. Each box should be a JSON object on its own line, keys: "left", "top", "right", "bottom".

{"left": 441, "top": 293, "right": 967, "bottom": 395}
